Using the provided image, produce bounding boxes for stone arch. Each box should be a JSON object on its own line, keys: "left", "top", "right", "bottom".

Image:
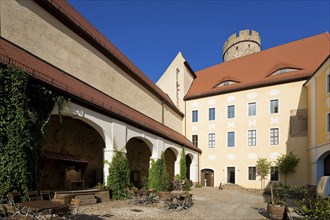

{"left": 164, "top": 148, "right": 178, "bottom": 181}
{"left": 126, "top": 137, "right": 152, "bottom": 188}
{"left": 186, "top": 153, "right": 193, "bottom": 180}
{"left": 317, "top": 151, "right": 330, "bottom": 177}
{"left": 201, "top": 168, "right": 214, "bottom": 187}
{"left": 41, "top": 115, "right": 105, "bottom": 190}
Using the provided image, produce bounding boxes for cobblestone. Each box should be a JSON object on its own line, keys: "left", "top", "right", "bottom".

{"left": 78, "top": 187, "right": 270, "bottom": 219}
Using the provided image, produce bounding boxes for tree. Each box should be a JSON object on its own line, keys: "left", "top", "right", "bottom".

{"left": 276, "top": 152, "right": 300, "bottom": 185}
{"left": 148, "top": 151, "right": 169, "bottom": 192}
{"left": 179, "top": 147, "right": 187, "bottom": 180}
{"left": 106, "top": 142, "right": 130, "bottom": 200}
{"left": 256, "top": 158, "right": 272, "bottom": 189}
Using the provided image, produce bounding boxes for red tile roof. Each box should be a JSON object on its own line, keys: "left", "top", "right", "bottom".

{"left": 185, "top": 32, "right": 330, "bottom": 100}
{"left": 0, "top": 39, "right": 201, "bottom": 153}
{"left": 34, "top": 0, "right": 182, "bottom": 116}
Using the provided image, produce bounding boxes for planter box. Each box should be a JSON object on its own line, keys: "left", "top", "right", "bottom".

{"left": 267, "top": 203, "right": 286, "bottom": 220}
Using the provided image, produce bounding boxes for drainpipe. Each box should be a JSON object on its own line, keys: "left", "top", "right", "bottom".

{"left": 162, "top": 100, "right": 164, "bottom": 124}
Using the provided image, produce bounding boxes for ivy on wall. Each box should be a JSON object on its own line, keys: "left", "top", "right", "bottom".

{"left": 0, "top": 64, "right": 63, "bottom": 195}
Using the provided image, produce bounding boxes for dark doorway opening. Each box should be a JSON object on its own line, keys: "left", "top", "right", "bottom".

{"left": 227, "top": 167, "right": 235, "bottom": 184}
{"left": 324, "top": 154, "right": 330, "bottom": 176}
{"left": 186, "top": 155, "right": 192, "bottom": 180}
{"left": 126, "top": 138, "right": 151, "bottom": 188}
{"left": 164, "top": 148, "right": 176, "bottom": 181}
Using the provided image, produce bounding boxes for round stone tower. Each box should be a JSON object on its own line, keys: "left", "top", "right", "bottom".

{"left": 222, "top": 29, "right": 261, "bottom": 62}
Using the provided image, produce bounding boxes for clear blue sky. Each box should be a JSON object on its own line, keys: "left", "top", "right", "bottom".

{"left": 68, "top": 0, "right": 330, "bottom": 83}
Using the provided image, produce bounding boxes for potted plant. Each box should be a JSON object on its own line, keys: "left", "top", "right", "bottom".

{"left": 267, "top": 183, "right": 289, "bottom": 220}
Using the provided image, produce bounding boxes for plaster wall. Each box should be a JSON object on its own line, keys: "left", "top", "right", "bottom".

{"left": 186, "top": 81, "right": 308, "bottom": 188}
{"left": 306, "top": 59, "right": 330, "bottom": 185}
{"left": 0, "top": 0, "right": 182, "bottom": 132}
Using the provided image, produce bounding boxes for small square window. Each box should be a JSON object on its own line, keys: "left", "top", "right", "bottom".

{"left": 192, "top": 110, "right": 198, "bottom": 122}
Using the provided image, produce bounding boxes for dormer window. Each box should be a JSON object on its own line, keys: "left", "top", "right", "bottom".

{"left": 269, "top": 68, "right": 299, "bottom": 76}
{"left": 217, "top": 80, "right": 237, "bottom": 87}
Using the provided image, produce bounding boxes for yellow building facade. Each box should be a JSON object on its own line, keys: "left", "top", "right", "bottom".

{"left": 158, "top": 30, "right": 329, "bottom": 189}
{"left": 305, "top": 57, "right": 330, "bottom": 186}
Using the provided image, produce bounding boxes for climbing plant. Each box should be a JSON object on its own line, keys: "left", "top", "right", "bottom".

{"left": 106, "top": 141, "right": 130, "bottom": 200}
{"left": 0, "top": 64, "right": 64, "bottom": 195}
{"left": 148, "top": 151, "right": 170, "bottom": 192}
{"left": 179, "top": 147, "right": 187, "bottom": 180}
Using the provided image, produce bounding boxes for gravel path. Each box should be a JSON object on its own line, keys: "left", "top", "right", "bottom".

{"left": 78, "top": 187, "right": 270, "bottom": 219}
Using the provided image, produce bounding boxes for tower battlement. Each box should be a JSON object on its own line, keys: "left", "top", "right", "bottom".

{"left": 223, "top": 29, "right": 261, "bottom": 62}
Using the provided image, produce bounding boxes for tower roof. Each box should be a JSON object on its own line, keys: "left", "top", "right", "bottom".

{"left": 185, "top": 32, "right": 330, "bottom": 100}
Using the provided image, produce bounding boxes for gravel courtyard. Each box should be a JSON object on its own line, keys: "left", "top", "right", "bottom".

{"left": 78, "top": 187, "right": 270, "bottom": 219}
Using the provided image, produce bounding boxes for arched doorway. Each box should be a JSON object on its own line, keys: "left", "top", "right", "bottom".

{"left": 186, "top": 154, "right": 192, "bottom": 180}
{"left": 164, "top": 148, "right": 176, "bottom": 181}
{"left": 126, "top": 137, "right": 152, "bottom": 188}
{"left": 41, "top": 115, "right": 105, "bottom": 190}
{"left": 201, "top": 169, "right": 214, "bottom": 187}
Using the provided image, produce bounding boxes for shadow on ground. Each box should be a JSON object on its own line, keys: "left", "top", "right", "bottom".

{"left": 251, "top": 207, "right": 269, "bottom": 219}
{"left": 77, "top": 213, "right": 114, "bottom": 219}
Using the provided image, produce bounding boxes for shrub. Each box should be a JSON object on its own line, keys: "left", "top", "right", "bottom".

{"left": 179, "top": 147, "right": 187, "bottom": 180}
{"left": 148, "top": 152, "right": 170, "bottom": 192}
{"left": 106, "top": 143, "right": 130, "bottom": 200}
{"left": 292, "top": 186, "right": 330, "bottom": 219}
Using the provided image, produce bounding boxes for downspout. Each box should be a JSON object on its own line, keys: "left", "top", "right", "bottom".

{"left": 162, "top": 100, "right": 164, "bottom": 124}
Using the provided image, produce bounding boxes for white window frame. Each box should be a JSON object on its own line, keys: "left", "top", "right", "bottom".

{"left": 209, "top": 108, "right": 215, "bottom": 121}
{"left": 208, "top": 133, "right": 215, "bottom": 148}
{"left": 227, "top": 131, "right": 235, "bottom": 147}
{"left": 227, "top": 105, "right": 235, "bottom": 119}
{"left": 248, "top": 129, "right": 257, "bottom": 146}
{"left": 248, "top": 166, "right": 257, "bottom": 181}
{"left": 270, "top": 128, "right": 280, "bottom": 145}
{"left": 270, "top": 99, "right": 279, "bottom": 114}
{"left": 192, "top": 110, "right": 198, "bottom": 122}
{"left": 248, "top": 102, "right": 256, "bottom": 116}
{"left": 192, "top": 135, "right": 198, "bottom": 148}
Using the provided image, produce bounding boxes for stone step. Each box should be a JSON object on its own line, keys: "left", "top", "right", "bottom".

{"left": 79, "top": 198, "right": 97, "bottom": 205}
{"left": 222, "top": 184, "right": 244, "bottom": 190}
{"left": 75, "top": 194, "right": 97, "bottom": 206}
{"left": 75, "top": 194, "right": 95, "bottom": 200}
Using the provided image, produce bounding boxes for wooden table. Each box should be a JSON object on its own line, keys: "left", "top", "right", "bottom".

{"left": 17, "top": 200, "right": 68, "bottom": 219}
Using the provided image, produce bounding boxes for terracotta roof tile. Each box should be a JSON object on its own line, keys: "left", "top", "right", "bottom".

{"left": 186, "top": 32, "right": 330, "bottom": 100}
{"left": 0, "top": 39, "right": 201, "bottom": 153}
